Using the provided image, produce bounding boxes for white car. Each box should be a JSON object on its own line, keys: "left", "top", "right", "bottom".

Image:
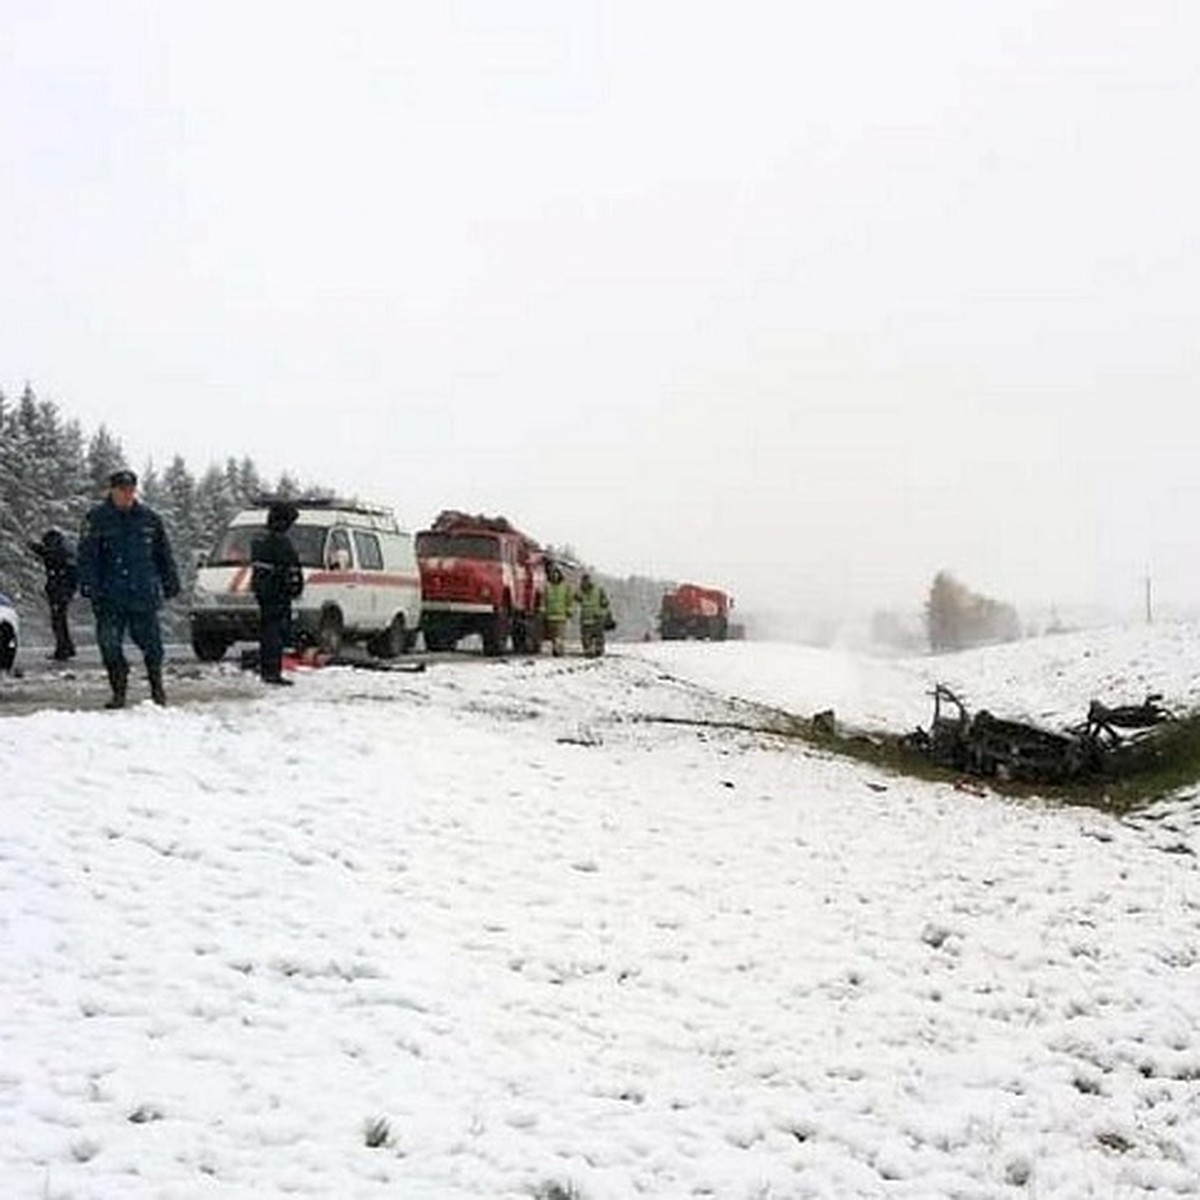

{"left": 0, "top": 590, "right": 18, "bottom": 673}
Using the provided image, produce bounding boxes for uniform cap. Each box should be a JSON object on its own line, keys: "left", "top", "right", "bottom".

{"left": 109, "top": 469, "right": 138, "bottom": 488}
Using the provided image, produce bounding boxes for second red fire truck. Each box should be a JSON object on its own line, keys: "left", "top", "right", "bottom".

{"left": 659, "top": 583, "right": 734, "bottom": 641}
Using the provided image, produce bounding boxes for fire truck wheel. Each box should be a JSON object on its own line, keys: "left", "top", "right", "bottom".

{"left": 482, "top": 610, "right": 510, "bottom": 657}
{"left": 423, "top": 627, "right": 455, "bottom": 652}
{"left": 318, "top": 608, "right": 344, "bottom": 656}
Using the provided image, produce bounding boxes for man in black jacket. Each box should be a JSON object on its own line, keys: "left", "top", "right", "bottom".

{"left": 29, "top": 528, "right": 79, "bottom": 660}
{"left": 78, "top": 469, "right": 181, "bottom": 708}
{"left": 251, "top": 501, "right": 304, "bottom": 685}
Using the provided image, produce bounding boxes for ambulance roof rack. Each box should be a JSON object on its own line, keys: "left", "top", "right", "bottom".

{"left": 249, "top": 494, "right": 395, "bottom": 518}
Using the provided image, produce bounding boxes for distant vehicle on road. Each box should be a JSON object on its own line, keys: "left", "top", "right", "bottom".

{"left": 0, "top": 590, "right": 19, "bottom": 672}
{"left": 659, "top": 584, "right": 734, "bottom": 641}
{"left": 189, "top": 498, "right": 422, "bottom": 662}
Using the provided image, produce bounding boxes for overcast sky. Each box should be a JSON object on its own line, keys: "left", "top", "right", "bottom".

{"left": 2, "top": 1, "right": 1197, "bottom": 623}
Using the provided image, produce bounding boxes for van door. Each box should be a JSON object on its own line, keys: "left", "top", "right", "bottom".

{"left": 323, "top": 526, "right": 362, "bottom": 631}
{"left": 352, "top": 530, "right": 384, "bottom": 625}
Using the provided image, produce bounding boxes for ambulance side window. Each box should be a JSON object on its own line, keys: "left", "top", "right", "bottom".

{"left": 326, "top": 528, "right": 353, "bottom": 570}
{"left": 353, "top": 531, "right": 384, "bottom": 571}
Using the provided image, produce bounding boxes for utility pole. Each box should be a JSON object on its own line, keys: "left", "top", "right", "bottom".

{"left": 1145, "top": 572, "right": 1153, "bottom": 624}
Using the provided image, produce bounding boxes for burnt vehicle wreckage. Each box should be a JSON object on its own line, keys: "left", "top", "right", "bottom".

{"left": 900, "top": 685, "right": 1175, "bottom": 785}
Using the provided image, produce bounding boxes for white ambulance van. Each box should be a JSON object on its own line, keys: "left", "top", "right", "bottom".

{"left": 189, "top": 499, "right": 421, "bottom": 662}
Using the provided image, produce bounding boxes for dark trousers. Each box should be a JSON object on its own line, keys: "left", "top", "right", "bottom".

{"left": 49, "top": 601, "right": 75, "bottom": 659}
{"left": 258, "top": 605, "right": 290, "bottom": 680}
{"left": 95, "top": 605, "right": 164, "bottom": 672}
{"left": 581, "top": 621, "right": 606, "bottom": 657}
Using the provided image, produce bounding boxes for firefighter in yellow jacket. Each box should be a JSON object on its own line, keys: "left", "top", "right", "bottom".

{"left": 577, "top": 572, "right": 612, "bottom": 658}
{"left": 541, "top": 564, "right": 574, "bottom": 656}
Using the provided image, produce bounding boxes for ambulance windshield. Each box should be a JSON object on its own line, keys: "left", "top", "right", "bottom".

{"left": 210, "top": 523, "right": 328, "bottom": 568}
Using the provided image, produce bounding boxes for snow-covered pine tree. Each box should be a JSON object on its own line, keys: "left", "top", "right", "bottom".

{"left": 0, "top": 388, "right": 93, "bottom": 624}
{"left": 86, "top": 425, "right": 127, "bottom": 497}
{"left": 194, "top": 464, "right": 240, "bottom": 560}
{"left": 233, "top": 456, "right": 262, "bottom": 503}
{"left": 0, "top": 389, "right": 30, "bottom": 603}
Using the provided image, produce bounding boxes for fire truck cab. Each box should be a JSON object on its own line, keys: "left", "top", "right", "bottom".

{"left": 416, "top": 511, "right": 546, "bottom": 655}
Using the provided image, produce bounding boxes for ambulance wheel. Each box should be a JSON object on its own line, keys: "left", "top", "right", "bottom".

{"left": 192, "top": 630, "right": 229, "bottom": 662}
{"left": 318, "top": 608, "right": 344, "bottom": 656}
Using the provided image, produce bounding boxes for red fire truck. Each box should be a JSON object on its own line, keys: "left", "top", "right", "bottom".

{"left": 659, "top": 583, "right": 733, "bottom": 641}
{"left": 416, "top": 511, "right": 546, "bottom": 655}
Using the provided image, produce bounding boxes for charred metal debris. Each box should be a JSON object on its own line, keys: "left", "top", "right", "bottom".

{"left": 900, "top": 685, "right": 1174, "bottom": 785}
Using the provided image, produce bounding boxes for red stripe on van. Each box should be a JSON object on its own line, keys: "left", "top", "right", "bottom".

{"left": 306, "top": 571, "right": 420, "bottom": 588}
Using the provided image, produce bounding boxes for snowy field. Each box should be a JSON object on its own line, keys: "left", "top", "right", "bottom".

{"left": 2, "top": 626, "right": 1199, "bottom": 1198}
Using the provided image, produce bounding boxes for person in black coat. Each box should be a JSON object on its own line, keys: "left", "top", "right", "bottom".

{"left": 78, "top": 468, "right": 181, "bottom": 708}
{"left": 29, "top": 528, "right": 79, "bottom": 660}
{"left": 251, "top": 501, "right": 304, "bottom": 685}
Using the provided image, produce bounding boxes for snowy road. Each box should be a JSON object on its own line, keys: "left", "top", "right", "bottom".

{"left": 3, "top": 631, "right": 1199, "bottom": 1198}
{"left": 2, "top": 651, "right": 458, "bottom": 718}
{"left": 0, "top": 661, "right": 261, "bottom": 717}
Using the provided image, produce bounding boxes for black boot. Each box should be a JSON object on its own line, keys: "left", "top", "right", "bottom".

{"left": 148, "top": 664, "right": 167, "bottom": 707}
{"left": 105, "top": 664, "right": 128, "bottom": 709}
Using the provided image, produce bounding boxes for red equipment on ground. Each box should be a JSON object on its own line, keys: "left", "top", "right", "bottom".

{"left": 659, "top": 583, "right": 733, "bottom": 641}
{"left": 416, "top": 511, "right": 547, "bottom": 655}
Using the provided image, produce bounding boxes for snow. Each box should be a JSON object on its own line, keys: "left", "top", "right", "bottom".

{"left": 633, "top": 624, "right": 1200, "bottom": 735}
{"left": 2, "top": 627, "right": 1199, "bottom": 1198}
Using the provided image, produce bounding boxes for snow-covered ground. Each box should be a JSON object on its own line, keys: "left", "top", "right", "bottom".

{"left": 3, "top": 626, "right": 1199, "bottom": 1199}
{"left": 634, "top": 623, "right": 1200, "bottom": 736}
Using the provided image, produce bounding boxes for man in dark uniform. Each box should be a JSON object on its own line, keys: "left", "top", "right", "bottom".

{"left": 29, "top": 528, "right": 79, "bottom": 660}
{"left": 78, "top": 469, "right": 181, "bottom": 708}
{"left": 251, "top": 501, "right": 304, "bottom": 685}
